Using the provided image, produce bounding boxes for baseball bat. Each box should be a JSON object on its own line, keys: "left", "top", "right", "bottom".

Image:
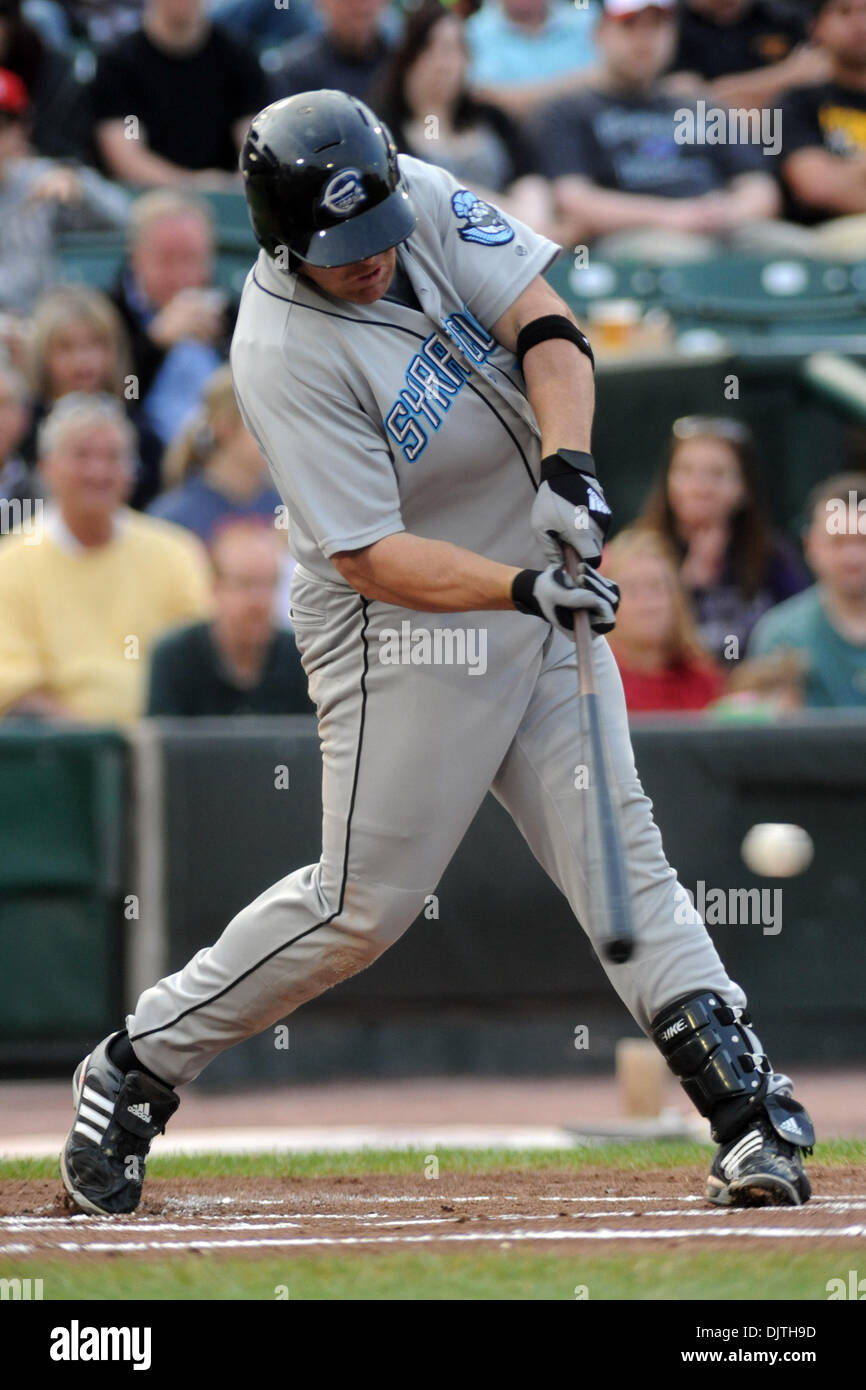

{"left": 563, "top": 543, "right": 635, "bottom": 964}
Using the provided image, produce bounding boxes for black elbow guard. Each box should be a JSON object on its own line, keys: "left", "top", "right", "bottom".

{"left": 515, "top": 315, "right": 594, "bottom": 374}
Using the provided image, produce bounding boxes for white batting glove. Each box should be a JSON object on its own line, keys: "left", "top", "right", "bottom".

{"left": 512, "top": 563, "right": 620, "bottom": 637}
{"left": 531, "top": 449, "right": 612, "bottom": 568}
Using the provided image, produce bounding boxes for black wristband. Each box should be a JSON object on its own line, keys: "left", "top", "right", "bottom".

{"left": 516, "top": 315, "right": 595, "bottom": 373}
{"left": 512, "top": 568, "right": 542, "bottom": 616}
{"left": 541, "top": 448, "right": 597, "bottom": 483}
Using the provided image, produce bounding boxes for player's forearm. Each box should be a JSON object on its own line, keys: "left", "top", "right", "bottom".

{"left": 333, "top": 532, "right": 521, "bottom": 613}
{"left": 521, "top": 336, "right": 595, "bottom": 456}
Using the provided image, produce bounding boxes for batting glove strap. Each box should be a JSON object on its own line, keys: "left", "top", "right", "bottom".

{"left": 512, "top": 567, "right": 543, "bottom": 617}
{"left": 539, "top": 448, "right": 597, "bottom": 484}
{"left": 512, "top": 564, "right": 620, "bottom": 636}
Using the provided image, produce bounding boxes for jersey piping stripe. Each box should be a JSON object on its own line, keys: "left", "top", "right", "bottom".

{"left": 129, "top": 597, "right": 373, "bottom": 1046}
{"left": 462, "top": 380, "right": 536, "bottom": 491}
{"left": 250, "top": 271, "right": 538, "bottom": 492}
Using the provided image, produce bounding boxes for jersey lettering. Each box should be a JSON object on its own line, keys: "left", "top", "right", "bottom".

{"left": 441, "top": 308, "right": 496, "bottom": 365}
{"left": 400, "top": 379, "right": 443, "bottom": 431}
{"left": 385, "top": 399, "right": 427, "bottom": 461}
{"left": 385, "top": 322, "right": 495, "bottom": 462}
{"left": 422, "top": 338, "right": 468, "bottom": 388}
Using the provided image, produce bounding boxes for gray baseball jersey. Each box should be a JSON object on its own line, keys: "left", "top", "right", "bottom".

{"left": 230, "top": 154, "right": 555, "bottom": 582}
{"left": 127, "top": 157, "right": 745, "bottom": 1086}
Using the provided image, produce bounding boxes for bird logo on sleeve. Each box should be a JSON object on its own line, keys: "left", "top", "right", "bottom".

{"left": 451, "top": 189, "right": 514, "bottom": 246}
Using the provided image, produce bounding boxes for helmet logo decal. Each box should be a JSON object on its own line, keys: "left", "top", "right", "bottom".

{"left": 451, "top": 189, "right": 514, "bottom": 246}
{"left": 320, "top": 168, "right": 368, "bottom": 218}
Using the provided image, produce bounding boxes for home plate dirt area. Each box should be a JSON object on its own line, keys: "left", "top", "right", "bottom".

{"left": 3, "top": 1166, "right": 866, "bottom": 1259}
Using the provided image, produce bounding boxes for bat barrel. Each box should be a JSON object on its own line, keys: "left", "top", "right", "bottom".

{"left": 563, "top": 543, "right": 635, "bottom": 964}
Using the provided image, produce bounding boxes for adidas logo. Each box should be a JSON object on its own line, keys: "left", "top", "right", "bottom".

{"left": 779, "top": 1117, "right": 802, "bottom": 1134}
{"left": 586, "top": 486, "right": 611, "bottom": 516}
{"left": 127, "top": 1103, "right": 151, "bottom": 1122}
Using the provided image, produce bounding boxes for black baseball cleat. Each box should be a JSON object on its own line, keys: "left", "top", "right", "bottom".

{"left": 706, "top": 1085, "right": 814, "bottom": 1208}
{"left": 60, "top": 1031, "right": 179, "bottom": 1216}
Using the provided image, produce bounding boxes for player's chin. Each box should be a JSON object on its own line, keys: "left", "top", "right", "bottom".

{"left": 339, "top": 261, "right": 391, "bottom": 301}
{"left": 345, "top": 278, "right": 388, "bottom": 303}
{"left": 345, "top": 286, "right": 386, "bottom": 304}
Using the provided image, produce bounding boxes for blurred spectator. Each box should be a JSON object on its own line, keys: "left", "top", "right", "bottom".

{"left": 148, "top": 364, "right": 281, "bottom": 542}
{"left": 64, "top": 0, "right": 149, "bottom": 48}
{"left": 671, "top": 0, "right": 829, "bottom": 109}
{"left": 269, "top": 0, "right": 394, "bottom": 103}
{"left": 17, "top": 1, "right": 71, "bottom": 49}
{"left": 0, "top": 301, "right": 27, "bottom": 370}
{"left": 0, "top": 0, "right": 90, "bottom": 159}
{"left": 466, "top": 0, "right": 600, "bottom": 117}
{"left": 0, "top": 67, "right": 129, "bottom": 313}
{"left": 212, "top": 0, "right": 316, "bottom": 56}
{"left": 373, "top": 1, "right": 558, "bottom": 236}
{"left": 110, "top": 191, "right": 234, "bottom": 449}
{"left": 750, "top": 472, "right": 866, "bottom": 707}
{"left": 20, "top": 285, "right": 163, "bottom": 507}
{"left": 147, "top": 520, "right": 313, "bottom": 715}
{"left": 0, "top": 359, "right": 32, "bottom": 503}
{"left": 637, "top": 416, "right": 810, "bottom": 662}
{"left": 601, "top": 527, "right": 724, "bottom": 711}
{"left": 532, "top": 0, "right": 780, "bottom": 256}
{"left": 778, "top": 0, "right": 866, "bottom": 235}
{"left": 89, "top": 0, "right": 268, "bottom": 188}
{"left": 709, "top": 648, "right": 806, "bottom": 719}
{"left": 0, "top": 393, "right": 210, "bottom": 723}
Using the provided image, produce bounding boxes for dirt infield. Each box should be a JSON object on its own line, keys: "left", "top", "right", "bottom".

{"left": 3, "top": 1165, "right": 866, "bottom": 1259}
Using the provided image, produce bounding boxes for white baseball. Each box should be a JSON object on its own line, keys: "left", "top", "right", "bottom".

{"left": 741, "top": 823, "right": 814, "bottom": 877}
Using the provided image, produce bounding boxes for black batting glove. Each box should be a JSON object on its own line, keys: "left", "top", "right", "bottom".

{"left": 512, "top": 562, "right": 620, "bottom": 637}
{"left": 530, "top": 448, "right": 613, "bottom": 569}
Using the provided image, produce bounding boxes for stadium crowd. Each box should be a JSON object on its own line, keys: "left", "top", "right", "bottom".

{"left": 0, "top": 0, "right": 864, "bottom": 721}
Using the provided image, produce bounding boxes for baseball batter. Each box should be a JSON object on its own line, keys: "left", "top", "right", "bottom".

{"left": 61, "top": 91, "right": 814, "bottom": 1217}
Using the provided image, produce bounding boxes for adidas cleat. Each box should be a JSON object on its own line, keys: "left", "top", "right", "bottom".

{"left": 706, "top": 1087, "right": 814, "bottom": 1208}
{"left": 60, "top": 1031, "right": 179, "bottom": 1216}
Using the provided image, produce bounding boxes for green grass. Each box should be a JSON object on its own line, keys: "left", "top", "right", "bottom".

{"left": 12, "top": 1250, "right": 857, "bottom": 1301}
{"left": 2, "top": 1136, "right": 863, "bottom": 1183}
{"left": 6, "top": 1141, "right": 863, "bottom": 1300}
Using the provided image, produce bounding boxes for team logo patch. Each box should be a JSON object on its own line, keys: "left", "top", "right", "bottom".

{"left": 320, "top": 168, "right": 367, "bottom": 218}
{"left": 451, "top": 189, "right": 514, "bottom": 246}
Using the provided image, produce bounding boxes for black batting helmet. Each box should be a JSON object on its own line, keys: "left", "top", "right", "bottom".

{"left": 240, "top": 90, "right": 417, "bottom": 268}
